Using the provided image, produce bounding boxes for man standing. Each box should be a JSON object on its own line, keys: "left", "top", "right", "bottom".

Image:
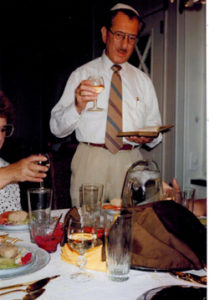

{"left": 50, "top": 3, "right": 162, "bottom": 206}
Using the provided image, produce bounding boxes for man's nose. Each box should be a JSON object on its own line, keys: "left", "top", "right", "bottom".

{"left": 121, "top": 36, "right": 129, "bottom": 48}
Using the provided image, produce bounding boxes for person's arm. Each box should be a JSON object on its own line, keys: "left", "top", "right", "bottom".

{"left": 0, "top": 155, "right": 49, "bottom": 189}
{"left": 50, "top": 71, "right": 97, "bottom": 138}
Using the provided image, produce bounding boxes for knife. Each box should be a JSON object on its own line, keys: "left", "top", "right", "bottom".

{"left": 0, "top": 274, "right": 60, "bottom": 291}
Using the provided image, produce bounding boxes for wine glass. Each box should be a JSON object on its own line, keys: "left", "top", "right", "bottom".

{"left": 67, "top": 214, "right": 97, "bottom": 281}
{"left": 87, "top": 76, "right": 104, "bottom": 112}
{"left": 37, "top": 153, "right": 50, "bottom": 189}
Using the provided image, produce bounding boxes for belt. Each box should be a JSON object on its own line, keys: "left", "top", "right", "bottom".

{"left": 83, "top": 142, "right": 136, "bottom": 150}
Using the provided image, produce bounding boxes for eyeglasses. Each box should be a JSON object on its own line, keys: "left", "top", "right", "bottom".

{"left": 108, "top": 29, "right": 138, "bottom": 45}
{"left": 0, "top": 124, "right": 14, "bottom": 137}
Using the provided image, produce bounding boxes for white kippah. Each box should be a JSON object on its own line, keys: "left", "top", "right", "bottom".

{"left": 110, "top": 3, "right": 139, "bottom": 17}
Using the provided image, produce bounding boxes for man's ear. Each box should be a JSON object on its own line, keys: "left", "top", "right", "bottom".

{"left": 101, "top": 26, "right": 107, "bottom": 44}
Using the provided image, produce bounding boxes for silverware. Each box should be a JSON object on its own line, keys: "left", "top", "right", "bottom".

{"left": 11, "top": 289, "right": 45, "bottom": 300}
{"left": 0, "top": 274, "right": 60, "bottom": 292}
{"left": 0, "top": 288, "right": 45, "bottom": 298}
{"left": 23, "top": 288, "right": 45, "bottom": 300}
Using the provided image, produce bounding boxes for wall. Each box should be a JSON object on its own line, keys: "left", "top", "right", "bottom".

{"left": 176, "top": 3, "right": 206, "bottom": 198}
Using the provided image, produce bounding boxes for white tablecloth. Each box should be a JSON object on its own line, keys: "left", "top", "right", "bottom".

{"left": 0, "top": 209, "right": 205, "bottom": 300}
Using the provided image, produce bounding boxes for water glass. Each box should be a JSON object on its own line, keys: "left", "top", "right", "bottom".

{"left": 27, "top": 187, "right": 52, "bottom": 242}
{"left": 175, "top": 188, "right": 195, "bottom": 213}
{"left": 79, "top": 184, "right": 104, "bottom": 214}
{"left": 105, "top": 212, "right": 133, "bottom": 281}
{"left": 32, "top": 218, "right": 63, "bottom": 253}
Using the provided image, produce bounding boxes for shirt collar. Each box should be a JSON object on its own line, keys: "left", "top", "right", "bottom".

{"left": 101, "top": 51, "right": 128, "bottom": 72}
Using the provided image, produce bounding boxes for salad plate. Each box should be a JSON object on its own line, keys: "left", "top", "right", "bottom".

{"left": 0, "top": 242, "right": 50, "bottom": 279}
{"left": 0, "top": 242, "right": 35, "bottom": 276}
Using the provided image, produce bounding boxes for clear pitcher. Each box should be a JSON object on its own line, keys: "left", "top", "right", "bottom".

{"left": 121, "top": 160, "right": 162, "bottom": 207}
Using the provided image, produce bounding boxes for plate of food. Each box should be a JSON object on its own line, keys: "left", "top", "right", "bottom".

{"left": 0, "top": 211, "right": 29, "bottom": 231}
{"left": 136, "top": 285, "right": 206, "bottom": 300}
{"left": 0, "top": 241, "right": 35, "bottom": 276}
{"left": 0, "top": 241, "right": 50, "bottom": 279}
{"left": 169, "top": 270, "right": 207, "bottom": 285}
{"left": 102, "top": 198, "right": 122, "bottom": 215}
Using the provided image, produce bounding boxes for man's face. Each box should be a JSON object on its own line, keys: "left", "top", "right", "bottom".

{"left": 101, "top": 11, "right": 139, "bottom": 64}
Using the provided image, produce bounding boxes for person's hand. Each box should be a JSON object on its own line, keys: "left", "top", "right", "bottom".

{"left": 172, "top": 178, "right": 181, "bottom": 191}
{"left": 126, "top": 136, "right": 154, "bottom": 144}
{"left": 10, "top": 155, "right": 49, "bottom": 182}
{"left": 0, "top": 155, "right": 49, "bottom": 189}
{"left": 162, "top": 178, "right": 181, "bottom": 194}
{"left": 75, "top": 80, "right": 98, "bottom": 114}
{"left": 162, "top": 178, "right": 181, "bottom": 199}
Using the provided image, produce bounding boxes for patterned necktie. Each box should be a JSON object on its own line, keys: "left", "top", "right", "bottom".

{"left": 105, "top": 64, "right": 123, "bottom": 154}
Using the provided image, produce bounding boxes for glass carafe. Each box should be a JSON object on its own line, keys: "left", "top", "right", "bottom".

{"left": 121, "top": 160, "right": 162, "bottom": 207}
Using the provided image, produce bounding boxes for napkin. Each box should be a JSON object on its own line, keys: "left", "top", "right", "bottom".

{"left": 60, "top": 207, "right": 80, "bottom": 247}
{"left": 130, "top": 200, "right": 206, "bottom": 270}
{"left": 61, "top": 243, "right": 107, "bottom": 272}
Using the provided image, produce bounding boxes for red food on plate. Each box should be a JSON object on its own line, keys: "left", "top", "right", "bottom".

{"left": 102, "top": 204, "right": 121, "bottom": 211}
{"left": 0, "top": 211, "right": 13, "bottom": 224}
{"left": 21, "top": 252, "right": 32, "bottom": 265}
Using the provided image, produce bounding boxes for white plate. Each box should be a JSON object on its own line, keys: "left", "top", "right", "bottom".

{"left": 102, "top": 208, "right": 119, "bottom": 216}
{"left": 136, "top": 285, "right": 206, "bottom": 300}
{"left": 0, "top": 242, "right": 50, "bottom": 279}
{"left": 0, "top": 242, "right": 35, "bottom": 276}
{"left": 0, "top": 223, "right": 29, "bottom": 231}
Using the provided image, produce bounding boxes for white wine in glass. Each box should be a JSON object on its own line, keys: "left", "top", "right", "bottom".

{"left": 67, "top": 215, "right": 97, "bottom": 282}
{"left": 87, "top": 76, "right": 104, "bottom": 112}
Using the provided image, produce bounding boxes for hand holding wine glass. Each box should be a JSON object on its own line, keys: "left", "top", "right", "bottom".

{"left": 37, "top": 153, "right": 50, "bottom": 188}
{"left": 87, "top": 76, "right": 104, "bottom": 112}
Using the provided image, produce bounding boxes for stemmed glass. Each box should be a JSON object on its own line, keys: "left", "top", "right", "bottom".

{"left": 67, "top": 214, "right": 97, "bottom": 281}
{"left": 37, "top": 153, "right": 50, "bottom": 189}
{"left": 87, "top": 76, "right": 105, "bottom": 112}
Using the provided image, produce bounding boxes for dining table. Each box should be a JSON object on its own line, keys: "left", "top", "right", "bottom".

{"left": 0, "top": 209, "right": 206, "bottom": 300}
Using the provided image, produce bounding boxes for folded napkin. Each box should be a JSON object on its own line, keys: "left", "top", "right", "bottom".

{"left": 61, "top": 243, "right": 107, "bottom": 272}
{"left": 130, "top": 200, "right": 206, "bottom": 270}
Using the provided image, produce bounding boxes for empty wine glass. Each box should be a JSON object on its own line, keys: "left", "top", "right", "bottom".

{"left": 37, "top": 153, "right": 50, "bottom": 189}
{"left": 67, "top": 214, "right": 97, "bottom": 281}
{"left": 87, "top": 76, "right": 104, "bottom": 112}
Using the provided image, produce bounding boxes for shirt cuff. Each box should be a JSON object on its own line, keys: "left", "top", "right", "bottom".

{"left": 146, "top": 133, "right": 162, "bottom": 148}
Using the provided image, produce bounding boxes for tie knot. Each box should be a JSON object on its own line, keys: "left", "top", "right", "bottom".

{"left": 111, "top": 64, "right": 122, "bottom": 72}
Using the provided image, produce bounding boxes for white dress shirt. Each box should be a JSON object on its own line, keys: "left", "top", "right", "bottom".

{"left": 50, "top": 52, "right": 162, "bottom": 147}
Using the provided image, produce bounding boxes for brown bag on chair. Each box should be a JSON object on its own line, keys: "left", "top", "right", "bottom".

{"left": 131, "top": 200, "right": 206, "bottom": 270}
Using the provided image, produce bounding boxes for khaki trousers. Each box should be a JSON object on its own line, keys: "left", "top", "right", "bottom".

{"left": 70, "top": 143, "right": 143, "bottom": 207}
